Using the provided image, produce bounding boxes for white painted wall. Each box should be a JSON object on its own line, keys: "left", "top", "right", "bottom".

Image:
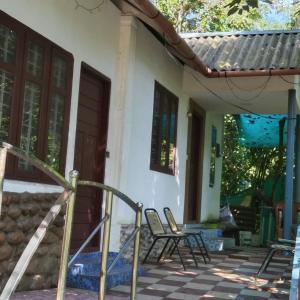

{"left": 109, "top": 21, "right": 224, "bottom": 249}
{"left": 0, "top": 1, "right": 224, "bottom": 250}
{"left": 109, "top": 20, "right": 189, "bottom": 250}
{"left": 0, "top": 0, "right": 121, "bottom": 192}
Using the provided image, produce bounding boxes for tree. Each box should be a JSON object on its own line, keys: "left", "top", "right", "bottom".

{"left": 155, "top": 0, "right": 267, "bottom": 32}
{"left": 155, "top": 0, "right": 297, "bottom": 32}
{"left": 221, "top": 115, "right": 286, "bottom": 200}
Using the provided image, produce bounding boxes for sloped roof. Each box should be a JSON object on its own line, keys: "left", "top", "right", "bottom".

{"left": 182, "top": 30, "right": 300, "bottom": 72}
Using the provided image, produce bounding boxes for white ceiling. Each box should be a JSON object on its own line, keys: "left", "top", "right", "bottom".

{"left": 183, "top": 67, "right": 300, "bottom": 114}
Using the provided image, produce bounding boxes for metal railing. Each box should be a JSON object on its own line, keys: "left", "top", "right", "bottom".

{"left": 0, "top": 142, "right": 143, "bottom": 300}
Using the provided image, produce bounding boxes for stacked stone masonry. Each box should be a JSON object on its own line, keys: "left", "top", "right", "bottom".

{"left": 0, "top": 192, "right": 65, "bottom": 292}
{"left": 120, "top": 224, "right": 174, "bottom": 261}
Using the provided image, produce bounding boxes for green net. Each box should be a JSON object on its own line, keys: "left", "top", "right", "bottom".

{"left": 236, "top": 114, "right": 287, "bottom": 148}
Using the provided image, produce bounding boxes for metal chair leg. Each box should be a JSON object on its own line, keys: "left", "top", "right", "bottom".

{"left": 172, "top": 237, "right": 186, "bottom": 271}
{"left": 198, "top": 233, "right": 210, "bottom": 262}
{"left": 185, "top": 236, "right": 198, "bottom": 268}
{"left": 170, "top": 237, "right": 181, "bottom": 256}
{"left": 143, "top": 238, "right": 158, "bottom": 264}
{"left": 257, "top": 248, "right": 276, "bottom": 277}
{"left": 193, "top": 234, "right": 207, "bottom": 264}
{"left": 157, "top": 238, "right": 170, "bottom": 262}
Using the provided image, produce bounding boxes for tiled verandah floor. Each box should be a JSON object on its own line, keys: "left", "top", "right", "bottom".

{"left": 12, "top": 247, "right": 292, "bottom": 300}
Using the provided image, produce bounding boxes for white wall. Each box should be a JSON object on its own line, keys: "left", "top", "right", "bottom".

{"left": 0, "top": 0, "right": 121, "bottom": 192}
{"left": 110, "top": 20, "right": 189, "bottom": 248}
{"left": 0, "top": 1, "right": 224, "bottom": 250}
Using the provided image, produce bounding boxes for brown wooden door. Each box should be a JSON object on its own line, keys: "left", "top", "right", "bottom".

{"left": 71, "top": 65, "right": 110, "bottom": 251}
{"left": 184, "top": 106, "right": 205, "bottom": 223}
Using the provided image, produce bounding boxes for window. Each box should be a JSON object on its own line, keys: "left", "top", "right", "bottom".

{"left": 0, "top": 11, "right": 73, "bottom": 181}
{"left": 150, "top": 81, "right": 178, "bottom": 175}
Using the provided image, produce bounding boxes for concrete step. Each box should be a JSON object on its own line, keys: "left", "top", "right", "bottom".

{"left": 209, "top": 237, "right": 236, "bottom": 250}
{"left": 67, "top": 252, "right": 144, "bottom": 292}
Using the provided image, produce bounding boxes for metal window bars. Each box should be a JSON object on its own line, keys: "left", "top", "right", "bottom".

{"left": 0, "top": 142, "right": 143, "bottom": 300}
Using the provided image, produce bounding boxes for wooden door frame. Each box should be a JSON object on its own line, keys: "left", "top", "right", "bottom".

{"left": 78, "top": 62, "right": 111, "bottom": 180}
{"left": 183, "top": 100, "right": 206, "bottom": 224}
{"left": 71, "top": 62, "right": 111, "bottom": 251}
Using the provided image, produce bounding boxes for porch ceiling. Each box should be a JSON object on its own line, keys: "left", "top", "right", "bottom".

{"left": 183, "top": 70, "right": 300, "bottom": 114}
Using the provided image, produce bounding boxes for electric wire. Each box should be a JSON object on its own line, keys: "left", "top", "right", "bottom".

{"left": 225, "top": 75, "right": 271, "bottom": 103}
{"left": 226, "top": 76, "right": 272, "bottom": 91}
{"left": 188, "top": 69, "right": 295, "bottom": 121}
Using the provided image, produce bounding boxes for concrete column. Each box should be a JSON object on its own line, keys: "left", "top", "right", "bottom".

{"left": 284, "top": 89, "right": 297, "bottom": 239}
{"left": 109, "top": 16, "right": 137, "bottom": 251}
{"left": 295, "top": 115, "right": 300, "bottom": 203}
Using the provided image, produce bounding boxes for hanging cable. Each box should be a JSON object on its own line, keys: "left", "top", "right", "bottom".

{"left": 227, "top": 76, "right": 272, "bottom": 91}
{"left": 187, "top": 68, "right": 295, "bottom": 121}
{"left": 225, "top": 75, "right": 271, "bottom": 103}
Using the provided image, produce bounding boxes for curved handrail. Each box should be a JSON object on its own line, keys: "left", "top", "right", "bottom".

{"left": 1, "top": 142, "right": 72, "bottom": 190}
{"left": 78, "top": 180, "right": 139, "bottom": 212}
{"left": 0, "top": 143, "right": 143, "bottom": 300}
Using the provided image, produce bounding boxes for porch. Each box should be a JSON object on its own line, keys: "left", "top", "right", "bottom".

{"left": 12, "top": 247, "right": 291, "bottom": 300}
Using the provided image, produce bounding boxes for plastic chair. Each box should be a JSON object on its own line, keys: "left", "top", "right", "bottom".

{"left": 143, "top": 208, "right": 198, "bottom": 270}
{"left": 163, "top": 207, "right": 210, "bottom": 263}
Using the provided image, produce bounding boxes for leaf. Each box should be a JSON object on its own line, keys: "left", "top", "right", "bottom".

{"left": 228, "top": 5, "right": 239, "bottom": 15}
{"left": 225, "top": 0, "right": 241, "bottom": 8}
{"left": 243, "top": 5, "right": 250, "bottom": 12}
{"left": 246, "top": 0, "right": 258, "bottom": 7}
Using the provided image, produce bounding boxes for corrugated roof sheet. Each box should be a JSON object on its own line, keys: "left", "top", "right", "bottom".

{"left": 182, "top": 30, "right": 300, "bottom": 72}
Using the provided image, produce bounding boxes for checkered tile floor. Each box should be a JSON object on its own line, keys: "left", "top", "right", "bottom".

{"left": 110, "top": 247, "right": 292, "bottom": 300}
{"left": 12, "top": 247, "right": 292, "bottom": 300}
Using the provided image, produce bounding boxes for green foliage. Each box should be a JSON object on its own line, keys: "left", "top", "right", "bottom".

{"left": 154, "top": 0, "right": 205, "bottom": 32}
{"left": 155, "top": 0, "right": 296, "bottom": 32}
{"left": 226, "top": 0, "right": 272, "bottom": 15}
{"left": 221, "top": 115, "right": 286, "bottom": 197}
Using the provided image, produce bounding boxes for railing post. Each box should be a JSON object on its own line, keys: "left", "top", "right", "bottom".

{"left": 57, "top": 170, "right": 79, "bottom": 300}
{"left": 130, "top": 203, "right": 143, "bottom": 300}
{"left": 99, "top": 190, "right": 113, "bottom": 300}
{"left": 0, "top": 146, "right": 7, "bottom": 217}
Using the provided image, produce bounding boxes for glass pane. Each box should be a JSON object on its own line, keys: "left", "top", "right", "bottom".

{"left": 19, "top": 81, "right": 41, "bottom": 170}
{"left": 52, "top": 56, "right": 67, "bottom": 89}
{"left": 150, "top": 88, "right": 161, "bottom": 166}
{"left": 46, "top": 93, "right": 65, "bottom": 171}
{"left": 160, "top": 96, "right": 168, "bottom": 167}
{"left": 0, "top": 24, "right": 17, "bottom": 64}
{"left": 0, "top": 69, "right": 14, "bottom": 141}
{"left": 168, "top": 105, "right": 177, "bottom": 170}
{"left": 26, "top": 41, "right": 44, "bottom": 78}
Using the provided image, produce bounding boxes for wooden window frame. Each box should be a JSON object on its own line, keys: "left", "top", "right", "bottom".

{"left": 0, "top": 10, "right": 73, "bottom": 182}
{"left": 150, "top": 81, "right": 178, "bottom": 175}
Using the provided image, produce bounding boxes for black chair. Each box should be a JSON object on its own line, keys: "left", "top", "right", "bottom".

{"left": 143, "top": 208, "right": 198, "bottom": 270}
{"left": 256, "top": 239, "right": 295, "bottom": 277}
{"left": 163, "top": 207, "right": 210, "bottom": 264}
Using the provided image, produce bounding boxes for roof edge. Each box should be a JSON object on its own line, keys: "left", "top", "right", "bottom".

{"left": 180, "top": 29, "right": 300, "bottom": 39}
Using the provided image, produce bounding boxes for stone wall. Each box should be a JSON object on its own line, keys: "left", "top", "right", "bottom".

{"left": 120, "top": 224, "right": 224, "bottom": 261}
{"left": 0, "top": 192, "right": 65, "bottom": 292}
{"left": 120, "top": 224, "right": 172, "bottom": 261}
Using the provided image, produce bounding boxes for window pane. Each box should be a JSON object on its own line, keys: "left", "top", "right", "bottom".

{"left": 19, "top": 81, "right": 41, "bottom": 170}
{"left": 168, "top": 102, "right": 177, "bottom": 169}
{"left": 0, "top": 24, "right": 17, "bottom": 64}
{"left": 0, "top": 69, "right": 14, "bottom": 141}
{"left": 150, "top": 88, "right": 161, "bottom": 166}
{"left": 160, "top": 96, "right": 168, "bottom": 167}
{"left": 26, "top": 41, "right": 44, "bottom": 78}
{"left": 46, "top": 93, "right": 65, "bottom": 171}
{"left": 52, "top": 56, "right": 67, "bottom": 89}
